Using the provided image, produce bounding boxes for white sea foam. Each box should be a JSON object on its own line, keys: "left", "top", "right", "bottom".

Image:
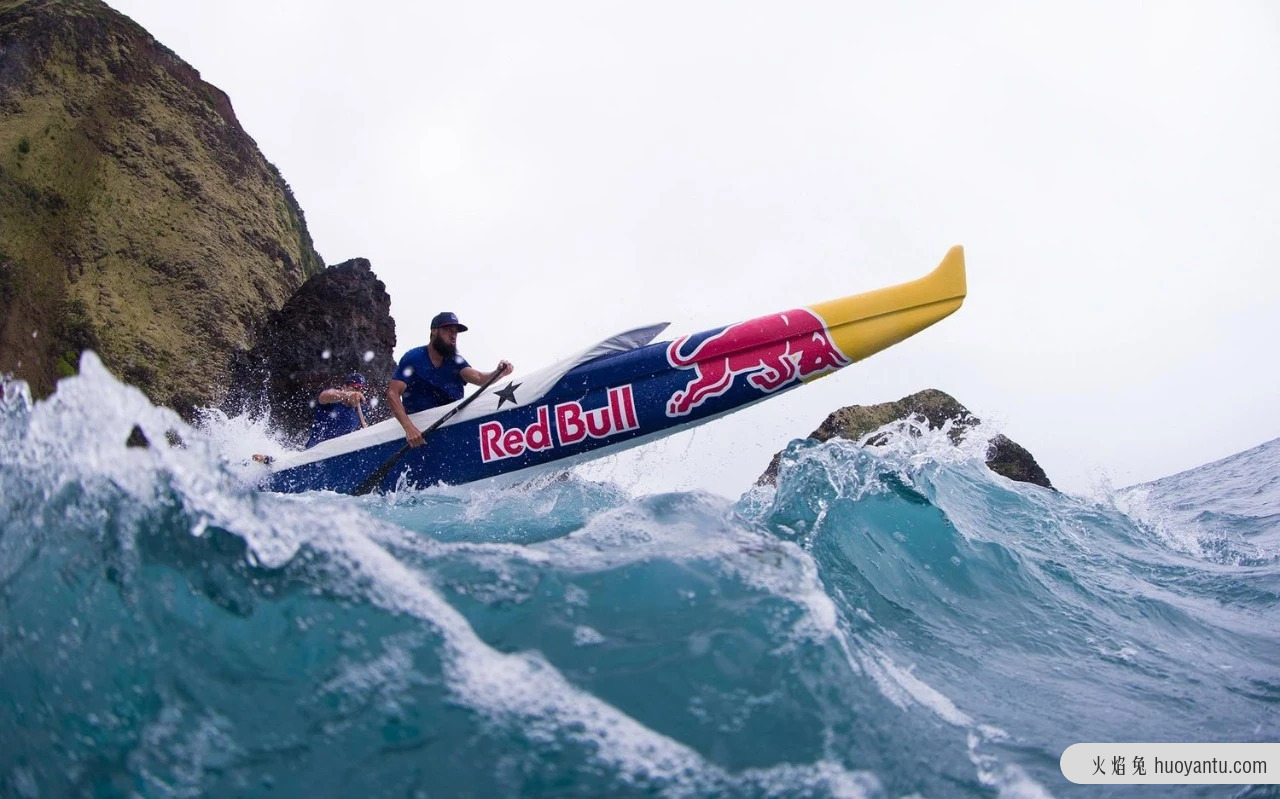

{"left": 966, "top": 729, "right": 1056, "bottom": 799}
{"left": 864, "top": 653, "right": 972, "bottom": 727}
{"left": 572, "top": 625, "right": 605, "bottom": 646}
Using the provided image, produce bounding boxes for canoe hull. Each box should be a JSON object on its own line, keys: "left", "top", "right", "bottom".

{"left": 264, "top": 247, "right": 967, "bottom": 494}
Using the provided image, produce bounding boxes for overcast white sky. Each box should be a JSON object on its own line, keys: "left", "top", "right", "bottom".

{"left": 106, "top": 0, "right": 1280, "bottom": 497}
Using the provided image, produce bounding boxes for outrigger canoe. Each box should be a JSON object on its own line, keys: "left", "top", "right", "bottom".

{"left": 261, "top": 246, "right": 967, "bottom": 494}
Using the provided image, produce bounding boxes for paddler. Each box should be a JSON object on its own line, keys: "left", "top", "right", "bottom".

{"left": 305, "top": 372, "right": 371, "bottom": 448}
{"left": 388, "top": 312, "right": 514, "bottom": 448}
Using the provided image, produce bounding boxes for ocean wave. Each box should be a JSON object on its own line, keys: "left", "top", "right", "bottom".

{"left": 2, "top": 360, "right": 1276, "bottom": 797}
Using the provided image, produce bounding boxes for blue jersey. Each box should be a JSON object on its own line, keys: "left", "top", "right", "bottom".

{"left": 393, "top": 346, "right": 470, "bottom": 414}
{"left": 306, "top": 400, "right": 366, "bottom": 448}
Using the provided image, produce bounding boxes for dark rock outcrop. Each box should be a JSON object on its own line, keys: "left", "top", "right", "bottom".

{"left": 0, "top": 0, "right": 324, "bottom": 415}
{"left": 757, "top": 389, "right": 1053, "bottom": 489}
{"left": 225, "top": 259, "right": 396, "bottom": 444}
{"left": 984, "top": 434, "right": 1051, "bottom": 488}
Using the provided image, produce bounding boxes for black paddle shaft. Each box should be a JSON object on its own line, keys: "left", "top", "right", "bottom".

{"left": 353, "top": 368, "right": 508, "bottom": 495}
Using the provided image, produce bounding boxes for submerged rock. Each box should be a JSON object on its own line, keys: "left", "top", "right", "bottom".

{"left": 758, "top": 388, "right": 1053, "bottom": 489}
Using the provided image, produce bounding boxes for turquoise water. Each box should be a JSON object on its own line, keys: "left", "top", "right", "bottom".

{"left": 2, "top": 356, "right": 1277, "bottom": 798}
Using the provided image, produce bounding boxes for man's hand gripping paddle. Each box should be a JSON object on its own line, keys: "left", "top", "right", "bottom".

{"left": 353, "top": 368, "right": 508, "bottom": 495}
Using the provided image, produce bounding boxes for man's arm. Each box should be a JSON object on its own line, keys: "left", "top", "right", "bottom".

{"left": 386, "top": 379, "right": 424, "bottom": 447}
{"left": 319, "top": 388, "right": 365, "bottom": 407}
{"left": 460, "top": 360, "right": 514, "bottom": 386}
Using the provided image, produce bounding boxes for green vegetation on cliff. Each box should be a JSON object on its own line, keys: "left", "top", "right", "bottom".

{"left": 0, "top": 0, "right": 324, "bottom": 415}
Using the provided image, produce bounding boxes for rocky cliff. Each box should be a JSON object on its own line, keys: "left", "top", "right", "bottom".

{"left": 0, "top": 0, "right": 324, "bottom": 416}
{"left": 758, "top": 389, "right": 1054, "bottom": 489}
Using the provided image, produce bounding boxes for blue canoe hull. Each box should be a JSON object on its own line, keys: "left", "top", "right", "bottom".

{"left": 262, "top": 247, "right": 968, "bottom": 494}
{"left": 266, "top": 340, "right": 757, "bottom": 493}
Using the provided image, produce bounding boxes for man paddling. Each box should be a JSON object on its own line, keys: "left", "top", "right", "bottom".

{"left": 249, "top": 372, "right": 371, "bottom": 464}
{"left": 305, "top": 372, "right": 370, "bottom": 448}
{"left": 388, "top": 312, "right": 513, "bottom": 448}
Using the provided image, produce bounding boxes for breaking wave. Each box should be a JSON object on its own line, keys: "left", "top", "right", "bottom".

{"left": 2, "top": 356, "right": 1276, "bottom": 797}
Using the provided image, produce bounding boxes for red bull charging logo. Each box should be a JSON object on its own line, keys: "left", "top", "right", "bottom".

{"left": 665, "top": 309, "right": 850, "bottom": 417}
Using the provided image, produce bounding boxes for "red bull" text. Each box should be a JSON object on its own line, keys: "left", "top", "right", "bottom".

{"left": 665, "top": 309, "right": 849, "bottom": 417}
{"left": 479, "top": 385, "right": 639, "bottom": 462}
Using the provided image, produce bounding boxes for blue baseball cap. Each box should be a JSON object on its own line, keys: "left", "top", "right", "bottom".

{"left": 430, "top": 311, "right": 469, "bottom": 331}
{"left": 344, "top": 372, "right": 367, "bottom": 387}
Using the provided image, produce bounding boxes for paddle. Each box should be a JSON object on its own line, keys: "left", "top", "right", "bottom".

{"left": 353, "top": 368, "right": 508, "bottom": 495}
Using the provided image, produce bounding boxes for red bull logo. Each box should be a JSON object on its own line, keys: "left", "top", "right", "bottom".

{"left": 665, "top": 309, "right": 850, "bottom": 417}
{"left": 479, "top": 385, "right": 639, "bottom": 463}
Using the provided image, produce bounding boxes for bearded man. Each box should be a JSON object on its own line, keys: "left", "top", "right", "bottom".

{"left": 387, "top": 312, "right": 513, "bottom": 448}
